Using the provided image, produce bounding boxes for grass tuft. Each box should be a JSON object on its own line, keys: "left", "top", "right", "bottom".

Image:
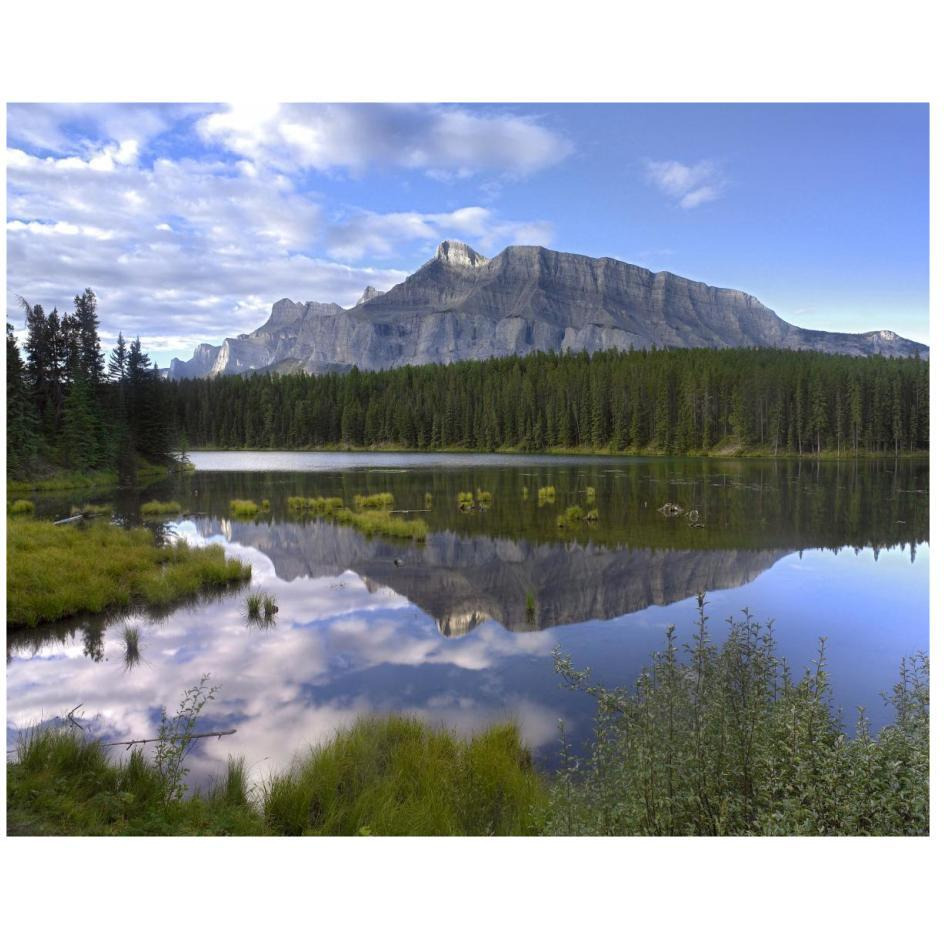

{"left": 262, "top": 716, "right": 543, "bottom": 836}
{"left": 229, "top": 499, "right": 260, "bottom": 517}
{"left": 140, "top": 500, "right": 182, "bottom": 516}
{"left": 9, "top": 499, "right": 35, "bottom": 514}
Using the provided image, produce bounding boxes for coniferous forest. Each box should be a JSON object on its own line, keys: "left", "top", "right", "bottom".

{"left": 6, "top": 290, "right": 172, "bottom": 482}
{"left": 168, "top": 347, "right": 929, "bottom": 456}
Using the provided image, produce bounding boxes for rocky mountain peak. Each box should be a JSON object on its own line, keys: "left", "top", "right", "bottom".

{"left": 434, "top": 240, "right": 488, "bottom": 268}
{"left": 355, "top": 285, "right": 384, "bottom": 306}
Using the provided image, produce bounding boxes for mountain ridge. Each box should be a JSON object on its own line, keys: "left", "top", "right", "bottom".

{"left": 168, "top": 241, "right": 927, "bottom": 378}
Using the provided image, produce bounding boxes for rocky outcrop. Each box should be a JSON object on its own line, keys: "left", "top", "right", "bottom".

{"left": 167, "top": 241, "right": 928, "bottom": 378}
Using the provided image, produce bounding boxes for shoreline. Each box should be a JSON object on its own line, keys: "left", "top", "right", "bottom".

{"left": 184, "top": 444, "right": 929, "bottom": 462}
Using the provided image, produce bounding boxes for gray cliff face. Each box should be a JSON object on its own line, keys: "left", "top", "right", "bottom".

{"left": 167, "top": 241, "right": 927, "bottom": 379}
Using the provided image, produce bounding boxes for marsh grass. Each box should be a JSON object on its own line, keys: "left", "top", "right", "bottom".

{"left": 525, "top": 591, "right": 536, "bottom": 625}
{"left": 229, "top": 499, "right": 260, "bottom": 516}
{"left": 538, "top": 485, "right": 557, "bottom": 505}
{"left": 122, "top": 626, "right": 141, "bottom": 670}
{"left": 71, "top": 503, "right": 112, "bottom": 516}
{"left": 353, "top": 492, "right": 394, "bottom": 509}
{"left": 246, "top": 592, "right": 263, "bottom": 620}
{"left": 262, "top": 716, "right": 544, "bottom": 836}
{"left": 7, "top": 717, "right": 542, "bottom": 836}
{"left": 246, "top": 592, "right": 278, "bottom": 624}
{"left": 289, "top": 495, "right": 425, "bottom": 541}
{"left": 9, "top": 499, "right": 34, "bottom": 514}
{"left": 287, "top": 495, "right": 344, "bottom": 515}
{"left": 140, "top": 500, "right": 182, "bottom": 516}
{"left": 7, "top": 518, "right": 251, "bottom": 628}
{"left": 545, "top": 595, "right": 930, "bottom": 836}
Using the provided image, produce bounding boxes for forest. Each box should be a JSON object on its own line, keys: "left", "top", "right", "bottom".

{"left": 6, "top": 290, "right": 172, "bottom": 482}
{"left": 168, "top": 347, "right": 929, "bottom": 456}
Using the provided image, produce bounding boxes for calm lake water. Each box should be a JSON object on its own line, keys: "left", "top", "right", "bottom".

{"left": 7, "top": 452, "right": 929, "bottom": 786}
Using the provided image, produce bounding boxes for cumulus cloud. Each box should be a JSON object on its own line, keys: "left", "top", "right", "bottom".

{"left": 326, "top": 206, "right": 554, "bottom": 261}
{"left": 199, "top": 103, "right": 572, "bottom": 178}
{"left": 644, "top": 159, "right": 725, "bottom": 209}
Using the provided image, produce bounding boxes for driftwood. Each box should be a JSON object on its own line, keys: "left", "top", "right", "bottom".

{"left": 8, "top": 727, "right": 237, "bottom": 754}
{"left": 53, "top": 514, "right": 85, "bottom": 526}
{"left": 104, "top": 729, "right": 237, "bottom": 751}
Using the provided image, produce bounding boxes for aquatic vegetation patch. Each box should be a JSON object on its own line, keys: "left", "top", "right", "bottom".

{"left": 9, "top": 499, "right": 34, "bottom": 514}
{"left": 537, "top": 485, "right": 556, "bottom": 505}
{"left": 353, "top": 492, "right": 394, "bottom": 509}
{"left": 70, "top": 503, "right": 112, "bottom": 516}
{"left": 6, "top": 518, "right": 251, "bottom": 628}
{"left": 140, "top": 500, "right": 182, "bottom": 516}
{"left": 246, "top": 591, "right": 278, "bottom": 623}
{"left": 288, "top": 495, "right": 425, "bottom": 541}
{"left": 287, "top": 495, "right": 344, "bottom": 515}
{"left": 229, "top": 499, "right": 260, "bottom": 517}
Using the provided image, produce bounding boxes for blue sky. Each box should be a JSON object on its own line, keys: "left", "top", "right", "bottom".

{"left": 6, "top": 103, "right": 929, "bottom": 364}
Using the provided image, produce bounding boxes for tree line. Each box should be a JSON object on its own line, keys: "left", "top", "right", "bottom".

{"left": 7, "top": 289, "right": 172, "bottom": 480}
{"left": 167, "top": 347, "right": 929, "bottom": 456}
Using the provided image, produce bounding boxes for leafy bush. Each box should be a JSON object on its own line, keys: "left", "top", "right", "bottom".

{"left": 543, "top": 595, "right": 929, "bottom": 836}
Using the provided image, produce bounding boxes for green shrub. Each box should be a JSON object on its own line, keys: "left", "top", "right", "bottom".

{"left": 140, "top": 500, "right": 182, "bottom": 516}
{"left": 544, "top": 595, "right": 930, "bottom": 836}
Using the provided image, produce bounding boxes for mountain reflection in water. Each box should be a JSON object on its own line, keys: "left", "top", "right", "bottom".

{"left": 7, "top": 455, "right": 929, "bottom": 785}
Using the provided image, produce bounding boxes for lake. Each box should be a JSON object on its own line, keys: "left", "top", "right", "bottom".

{"left": 7, "top": 452, "right": 929, "bottom": 786}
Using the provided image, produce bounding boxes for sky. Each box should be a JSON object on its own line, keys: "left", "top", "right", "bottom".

{"left": 5, "top": 102, "right": 930, "bottom": 365}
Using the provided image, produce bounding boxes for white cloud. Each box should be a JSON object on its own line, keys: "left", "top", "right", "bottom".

{"left": 645, "top": 159, "right": 724, "bottom": 209}
{"left": 326, "top": 206, "right": 554, "bottom": 261}
{"left": 199, "top": 103, "right": 571, "bottom": 178}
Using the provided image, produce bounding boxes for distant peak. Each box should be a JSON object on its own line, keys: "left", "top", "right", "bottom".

{"left": 356, "top": 285, "right": 384, "bottom": 306}
{"left": 435, "top": 240, "right": 488, "bottom": 268}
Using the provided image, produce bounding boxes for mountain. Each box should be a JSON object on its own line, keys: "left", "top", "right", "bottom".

{"left": 168, "top": 241, "right": 928, "bottom": 379}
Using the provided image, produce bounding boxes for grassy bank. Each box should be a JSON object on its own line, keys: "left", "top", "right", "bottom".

{"left": 7, "top": 717, "right": 543, "bottom": 836}
{"left": 6, "top": 517, "right": 251, "bottom": 628}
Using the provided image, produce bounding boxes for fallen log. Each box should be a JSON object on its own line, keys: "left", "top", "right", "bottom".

{"left": 52, "top": 514, "right": 85, "bottom": 526}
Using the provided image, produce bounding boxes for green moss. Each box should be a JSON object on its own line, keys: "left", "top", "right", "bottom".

{"left": 6, "top": 518, "right": 251, "bottom": 628}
